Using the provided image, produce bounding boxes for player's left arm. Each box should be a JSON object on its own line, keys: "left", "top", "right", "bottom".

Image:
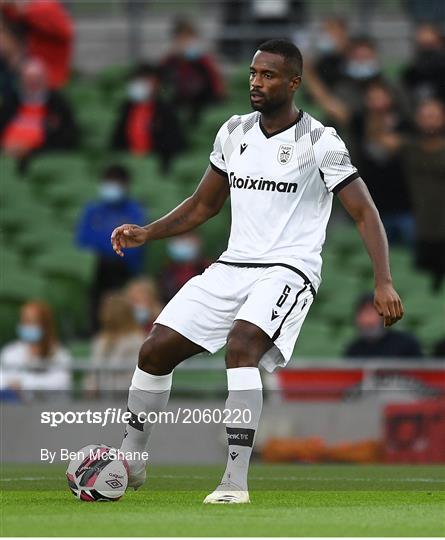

{"left": 337, "top": 178, "right": 404, "bottom": 327}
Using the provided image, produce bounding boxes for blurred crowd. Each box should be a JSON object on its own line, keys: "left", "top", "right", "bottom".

{"left": 1, "top": 1, "right": 444, "bottom": 396}
{"left": 0, "top": 5, "right": 224, "bottom": 172}
{"left": 304, "top": 18, "right": 445, "bottom": 293}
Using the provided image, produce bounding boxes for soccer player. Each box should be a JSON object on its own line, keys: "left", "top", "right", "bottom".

{"left": 111, "top": 40, "right": 404, "bottom": 503}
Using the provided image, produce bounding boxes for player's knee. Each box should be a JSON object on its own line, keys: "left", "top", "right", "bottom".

{"left": 138, "top": 335, "right": 164, "bottom": 374}
{"left": 225, "top": 332, "right": 260, "bottom": 368}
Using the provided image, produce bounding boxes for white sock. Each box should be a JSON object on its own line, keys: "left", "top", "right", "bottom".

{"left": 221, "top": 367, "right": 263, "bottom": 491}
{"left": 120, "top": 367, "right": 172, "bottom": 465}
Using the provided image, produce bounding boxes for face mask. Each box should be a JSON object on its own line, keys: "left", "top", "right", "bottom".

{"left": 133, "top": 306, "right": 151, "bottom": 325}
{"left": 183, "top": 43, "right": 203, "bottom": 60}
{"left": 345, "top": 60, "right": 380, "bottom": 80}
{"left": 17, "top": 324, "right": 43, "bottom": 343}
{"left": 317, "top": 36, "right": 336, "bottom": 53}
{"left": 99, "top": 181, "right": 126, "bottom": 203}
{"left": 127, "top": 80, "right": 152, "bottom": 102}
{"left": 168, "top": 240, "right": 199, "bottom": 262}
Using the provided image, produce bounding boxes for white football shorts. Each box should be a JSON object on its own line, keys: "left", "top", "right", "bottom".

{"left": 154, "top": 261, "right": 315, "bottom": 372}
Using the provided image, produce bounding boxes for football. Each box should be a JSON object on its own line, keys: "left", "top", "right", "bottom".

{"left": 66, "top": 444, "right": 129, "bottom": 502}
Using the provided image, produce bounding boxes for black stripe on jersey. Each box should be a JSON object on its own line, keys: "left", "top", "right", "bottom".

{"left": 332, "top": 172, "right": 360, "bottom": 195}
{"left": 216, "top": 260, "right": 316, "bottom": 298}
{"left": 210, "top": 161, "right": 228, "bottom": 178}
{"left": 272, "top": 284, "right": 308, "bottom": 341}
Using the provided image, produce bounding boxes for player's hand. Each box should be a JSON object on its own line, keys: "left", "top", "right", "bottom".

{"left": 374, "top": 283, "right": 404, "bottom": 327}
{"left": 111, "top": 224, "right": 148, "bottom": 257}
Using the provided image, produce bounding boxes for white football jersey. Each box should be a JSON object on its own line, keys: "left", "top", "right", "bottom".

{"left": 209, "top": 110, "right": 359, "bottom": 289}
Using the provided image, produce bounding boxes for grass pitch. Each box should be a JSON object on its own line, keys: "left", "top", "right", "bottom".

{"left": 1, "top": 463, "right": 444, "bottom": 536}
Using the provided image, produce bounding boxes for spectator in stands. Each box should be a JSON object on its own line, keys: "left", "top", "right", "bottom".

{"left": 124, "top": 278, "right": 163, "bottom": 334}
{"left": 85, "top": 293, "right": 144, "bottom": 395}
{"left": 0, "top": 0, "right": 73, "bottom": 88}
{"left": 0, "top": 57, "right": 78, "bottom": 168}
{"left": 76, "top": 164, "right": 146, "bottom": 333}
{"left": 0, "top": 300, "right": 71, "bottom": 396}
{"left": 0, "top": 22, "right": 23, "bottom": 103}
{"left": 313, "top": 17, "right": 350, "bottom": 88}
{"left": 349, "top": 80, "right": 414, "bottom": 246}
{"left": 158, "top": 232, "right": 210, "bottom": 303}
{"left": 160, "top": 19, "right": 225, "bottom": 123}
{"left": 402, "top": 23, "right": 445, "bottom": 105}
{"left": 377, "top": 99, "right": 445, "bottom": 291}
{"left": 345, "top": 293, "right": 423, "bottom": 359}
{"left": 401, "top": 99, "right": 445, "bottom": 291}
{"left": 305, "top": 36, "right": 387, "bottom": 126}
{"left": 110, "top": 63, "right": 185, "bottom": 174}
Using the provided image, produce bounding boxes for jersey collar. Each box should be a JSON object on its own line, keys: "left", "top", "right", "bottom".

{"left": 259, "top": 109, "right": 303, "bottom": 139}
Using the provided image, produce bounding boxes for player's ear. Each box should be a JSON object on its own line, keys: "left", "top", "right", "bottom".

{"left": 290, "top": 75, "right": 301, "bottom": 91}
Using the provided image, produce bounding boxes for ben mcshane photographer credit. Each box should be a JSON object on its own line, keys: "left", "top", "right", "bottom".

{"left": 41, "top": 448, "right": 149, "bottom": 464}
{"left": 1, "top": 1, "right": 444, "bottom": 538}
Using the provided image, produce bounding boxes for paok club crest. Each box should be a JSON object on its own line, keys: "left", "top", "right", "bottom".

{"left": 278, "top": 144, "right": 294, "bottom": 164}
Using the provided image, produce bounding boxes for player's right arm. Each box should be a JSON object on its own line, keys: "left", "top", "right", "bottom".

{"left": 111, "top": 167, "right": 229, "bottom": 257}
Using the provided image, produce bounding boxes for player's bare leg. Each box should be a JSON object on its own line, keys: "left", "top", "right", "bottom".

{"left": 204, "top": 320, "right": 272, "bottom": 504}
{"left": 121, "top": 323, "right": 204, "bottom": 489}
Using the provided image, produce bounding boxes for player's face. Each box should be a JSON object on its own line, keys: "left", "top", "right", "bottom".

{"left": 249, "top": 51, "right": 300, "bottom": 113}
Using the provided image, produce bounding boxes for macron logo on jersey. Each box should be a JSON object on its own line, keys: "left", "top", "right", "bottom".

{"left": 229, "top": 172, "right": 298, "bottom": 193}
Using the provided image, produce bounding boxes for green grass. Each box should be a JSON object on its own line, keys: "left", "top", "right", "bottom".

{"left": 1, "top": 464, "right": 444, "bottom": 536}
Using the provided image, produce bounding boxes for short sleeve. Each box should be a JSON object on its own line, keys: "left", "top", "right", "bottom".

{"left": 209, "top": 123, "right": 228, "bottom": 177}
{"left": 314, "top": 127, "right": 359, "bottom": 194}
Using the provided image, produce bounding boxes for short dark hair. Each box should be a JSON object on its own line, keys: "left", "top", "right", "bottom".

{"left": 257, "top": 39, "right": 303, "bottom": 76}
{"left": 102, "top": 164, "right": 130, "bottom": 183}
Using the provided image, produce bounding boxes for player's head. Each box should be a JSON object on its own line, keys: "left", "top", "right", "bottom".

{"left": 99, "top": 164, "right": 130, "bottom": 203}
{"left": 250, "top": 39, "right": 303, "bottom": 113}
